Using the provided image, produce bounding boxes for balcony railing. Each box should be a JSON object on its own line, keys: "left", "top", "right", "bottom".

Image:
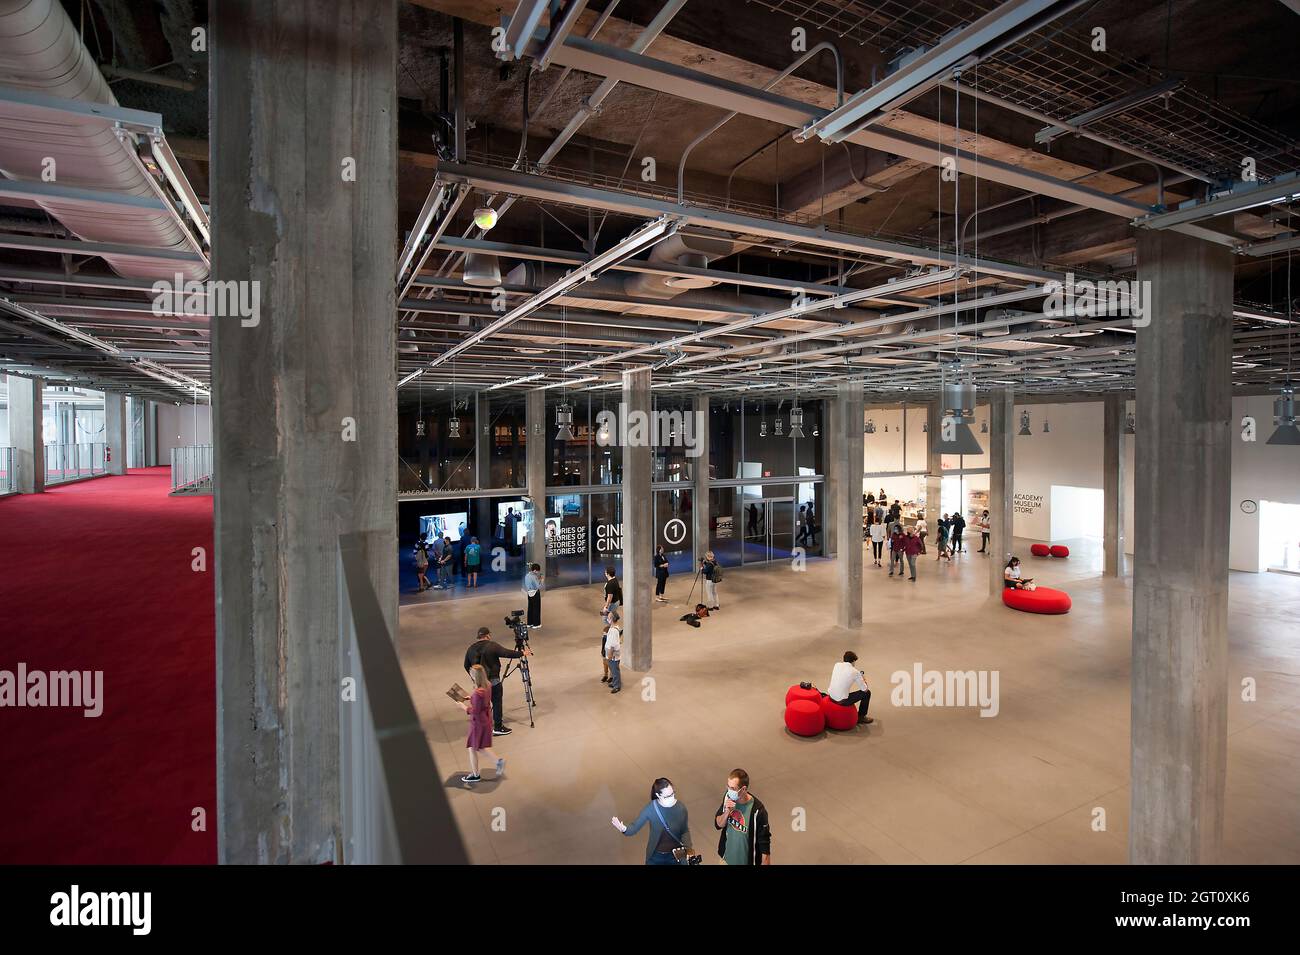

{"left": 170, "top": 444, "right": 213, "bottom": 494}
{"left": 337, "top": 532, "right": 467, "bottom": 864}
{"left": 0, "top": 447, "right": 15, "bottom": 494}
{"left": 44, "top": 442, "right": 105, "bottom": 485}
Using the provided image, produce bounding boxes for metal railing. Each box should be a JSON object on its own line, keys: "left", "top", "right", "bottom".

{"left": 169, "top": 444, "right": 213, "bottom": 493}
{"left": 337, "top": 532, "right": 467, "bottom": 864}
{"left": 44, "top": 442, "right": 106, "bottom": 484}
{"left": 0, "top": 447, "right": 14, "bottom": 494}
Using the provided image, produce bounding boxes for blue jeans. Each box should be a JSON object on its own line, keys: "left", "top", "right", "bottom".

{"left": 608, "top": 658, "right": 621, "bottom": 690}
{"left": 648, "top": 850, "right": 678, "bottom": 865}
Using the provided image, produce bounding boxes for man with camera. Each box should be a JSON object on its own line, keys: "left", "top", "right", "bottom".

{"left": 826, "top": 650, "right": 873, "bottom": 725}
{"left": 464, "top": 624, "right": 533, "bottom": 736}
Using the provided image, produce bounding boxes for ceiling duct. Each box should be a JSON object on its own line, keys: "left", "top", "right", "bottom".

{"left": 0, "top": 0, "right": 207, "bottom": 281}
{"left": 622, "top": 233, "right": 737, "bottom": 299}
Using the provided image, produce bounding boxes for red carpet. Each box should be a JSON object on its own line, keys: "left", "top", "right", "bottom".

{"left": 0, "top": 468, "right": 216, "bottom": 863}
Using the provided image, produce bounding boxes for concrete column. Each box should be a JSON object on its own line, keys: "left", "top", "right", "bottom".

{"left": 692, "top": 394, "right": 710, "bottom": 565}
{"left": 824, "top": 396, "right": 840, "bottom": 557}
{"left": 525, "top": 389, "right": 546, "bottom": 568}
{"left": 836, "top": 382, "right": 864, "bottom": 629}
{"left": 987, "top": 387, "right": 1014, "bottom": 595}
{"left": 1103, "top": 392, "right": 1127, "bottom": 577}
{"left": 925, "top": 399, "right": 943, "bottom": 529}
{"left": 211, "top": 0, "right": 397, "bottom": 864}
{"left": 623, "top": 368, "right": 653, "bottom": 670}
{"left": 1130, "top": 230, "right": 1233, "bottom": 864}
{"left": 474, "top": 392, "right": 493, "bottom": 542}
{"left": 7, "top": 374, "right": 44, "bottom": 493}
{"left": 104, "top": 392, "right": 128, "bottom": 476}
{"left": 145, "top": 400, "right": 158, "bottom": 466}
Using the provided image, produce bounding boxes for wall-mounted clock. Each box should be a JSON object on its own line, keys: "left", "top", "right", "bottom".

{"left": 1240, "top": 500, "right": 1258, "bottom": 515}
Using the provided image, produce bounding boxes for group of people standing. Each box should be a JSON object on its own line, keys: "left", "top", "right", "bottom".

{"left": 414, "top": 533, "right": 483, "bottom": 592}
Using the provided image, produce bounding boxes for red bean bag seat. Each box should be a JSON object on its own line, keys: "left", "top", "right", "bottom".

{"left": 820, "top": 695, "right": 858, "bottom": 731}
{"left": 1050, "top": 545, "right": 1070, "bottom": 558}
{"left": 1029, "top": 543, "right": 1051, "bottom": 557}
{"left": 1002, "top": 586, "right": 1072, "bottom": 614}
{"left": 785, "top": 684, "right": 822, "bottom": 707}
{"left": 784, "top": 699, "right": 825, "bottom": 737}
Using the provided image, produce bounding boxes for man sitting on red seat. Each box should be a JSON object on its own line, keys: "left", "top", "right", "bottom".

{"left": 824, "top": 650, "right": 873, "bottom": 725}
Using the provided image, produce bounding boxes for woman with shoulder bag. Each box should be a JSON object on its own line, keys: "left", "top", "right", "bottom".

{"left": 611, "top": 777, "right": 697, "bottom": 865}
{"left": 700, "top": 550, "right": 721, "bottom": 612}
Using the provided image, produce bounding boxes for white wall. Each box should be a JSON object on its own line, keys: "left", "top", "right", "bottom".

{"left": 1229, "top": 394, "right": 1300, "bottom": 572}
{"left": 156, "top": 401, "right": 211, "bottom": 459}
{"left": 1010, "top": 401, "right": 1105, "bottom": 541}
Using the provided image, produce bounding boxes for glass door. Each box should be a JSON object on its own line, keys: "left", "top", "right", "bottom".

{"left": 767, "top": 497, "right": 795, "bottom": 562}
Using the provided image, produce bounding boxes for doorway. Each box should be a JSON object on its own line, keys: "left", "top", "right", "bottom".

{"left": 741, "top": 496, "right": 795, "bottom": 563}
{"left": 1260, "top": 500, "right": 1300, "bottom": 574}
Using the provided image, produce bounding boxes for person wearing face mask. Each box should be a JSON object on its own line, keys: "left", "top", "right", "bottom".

{"left": 611, "top": 777, "right": 693, "bottom": 865}
{"left": 713, "top": 768, "right": 771, "bottom": 865}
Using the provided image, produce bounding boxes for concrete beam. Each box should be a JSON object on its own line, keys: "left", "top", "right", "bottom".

{"left": 692, "top": 394, "right": 710, "bottom": 566}
{"left": 836, "top": 381, "right": 864, "bottom": 628}
{"left": 1102, "top": 392, "right": 1127, "bottom": 577}
{"left": 1130, "top": 229, "right": 1233, "bottom": 864}
{"left": 6, "top": 374, "right": 44, "bottom": 493}
{"left": 212, "top": 0, "right": 398, "bottom": 864}
{"left": 104, "top": 392, "right": 128, "bottom": 476}
{"left": 623, "top": 367, "right": 653, "bottom": 669}
{"left": 526, "top": 389, "right": 546, "bottom": 568}
{"left": 987, "top": 387, "right": 1014, "bottom": 594}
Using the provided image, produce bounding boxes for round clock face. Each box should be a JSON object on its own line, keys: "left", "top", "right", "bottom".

{"left": 1241, "top": 500, "right": 1258, "bottom": 515}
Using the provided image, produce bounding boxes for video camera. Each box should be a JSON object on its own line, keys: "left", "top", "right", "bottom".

{"left": 503, "top": 609, "right": 530, "bottom": 649}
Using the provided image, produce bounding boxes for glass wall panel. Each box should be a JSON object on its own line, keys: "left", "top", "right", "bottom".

{"left": 591, "top": 391, "right": 622, "bottom": 486}
{"left": 708, "top": 399, "right": 739, "bottom": 482}
{"left": 654, "top": 487, "right": 694, "bottom": 576}
{"left": 486, "top": 396, "right": 526, "bottom": 489}
{"left": 796, "top": 481, "right": 825, "bottom": 557}
{"left": 589, "top": 492, "right": 623, "bottom": 579}
{"left": 545, "top": 393, "right": 591, "bottom": 486}
{"left": 544, "top": 492, "right": 590, "bottom": 588}
{"left": 708, "top": 486, "right": 742, "bottom": 568}
{"left": 651, "top": 395, "right": 695, "bottom": 483}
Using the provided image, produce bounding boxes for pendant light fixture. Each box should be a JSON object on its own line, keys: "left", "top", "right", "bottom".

{"left": 1267, "top": 387, "right": 1300, "bottom": 445}
{"left": 789, "top": 404, "right": 805, "bottom": 439}
{"left": 1018, "top": 410, "right": 1033, "bottom": 436}
{"left": 932, "top": 373, "right": 984, "bottom": 455}
{"left": 448, "top": 360, "right": 461, "bottom": 438}
{"left": 1042, "top": 406, "right": 1051, "bottom": 434}
{"left": 555, "top": 304, "right": 575, "bottom": 441}
{"left": 416, "top": 375, "right": 426, "bottom": 438}
{"left": 759, "top": 401, "right": 768, "bottom": 438}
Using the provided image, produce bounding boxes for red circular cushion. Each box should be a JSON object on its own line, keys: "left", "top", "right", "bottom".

{"left": 784, "top": 699, "right": 825, "bottom": 737}
{"left": 1050, "top": 545, "right": 1070, "bottom": 558}
{"left": 820, "top": 695, "right": 858, "bottom": 731}
{"left": 785, "top": 684, "right": 822, "bottom": 707}
{"left": 1002, "top": 586, "right": 1072, "bottom": 614}
{"left": 1029, "top": 543, "right": 1051, "bottom": 557}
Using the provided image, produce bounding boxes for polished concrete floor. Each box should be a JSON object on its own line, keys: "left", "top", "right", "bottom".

{"left": 397, "top": 537, "right": 1300, "bottom": 864}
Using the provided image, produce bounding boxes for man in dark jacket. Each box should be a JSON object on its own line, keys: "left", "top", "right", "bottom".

{"left": 714, "top": 768, "right": 771, "bottom": 864}
{"left": 950, "top": 512, "right": 967, "bottom": 554}
{"left": 464, "top": 626, "right": 532, "bottom": 736}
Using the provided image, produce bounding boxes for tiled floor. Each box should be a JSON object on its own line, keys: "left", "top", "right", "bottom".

{"left": 397, "top": 537, "right": 1300, "bottom": 864}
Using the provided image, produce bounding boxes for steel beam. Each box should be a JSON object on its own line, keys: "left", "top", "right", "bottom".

{"left": 798, "top": 0, "right": 1087, "bottom": 143}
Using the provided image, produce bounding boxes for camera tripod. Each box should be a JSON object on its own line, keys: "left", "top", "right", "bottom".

{"left": 685, "top": 564, "right": 704, "bottom": 607}
{"left": 503, "top": 636, "right": 536, "bottom": 728}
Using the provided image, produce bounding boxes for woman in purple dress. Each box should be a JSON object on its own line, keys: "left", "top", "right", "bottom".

{"left": 459, "top": 664, "right": 504, "bottom": 784}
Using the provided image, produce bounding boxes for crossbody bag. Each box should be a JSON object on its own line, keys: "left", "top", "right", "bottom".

{"left": 651, "top": 802, "right": 702, "bottom": 865}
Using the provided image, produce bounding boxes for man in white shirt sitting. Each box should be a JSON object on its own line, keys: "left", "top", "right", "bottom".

{"left": 826, "top": 651, "right": 873, "bottom": 724}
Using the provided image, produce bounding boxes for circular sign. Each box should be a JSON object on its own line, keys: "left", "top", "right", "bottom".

{"left": 1240, "top": 500, "right": 1258, "bottom": 515}
{"left": 663, "top": 518, "right": 687, "bottom": 545}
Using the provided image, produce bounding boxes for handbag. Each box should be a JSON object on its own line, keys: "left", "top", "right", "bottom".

{"left": 651, "top": 801, "right": 701, "bottom": 865}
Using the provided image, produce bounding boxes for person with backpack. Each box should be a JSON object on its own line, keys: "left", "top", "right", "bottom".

{"left": 700, "top": 550, "right": 721, "bottom": 612}
{"left": 612, "top": 777, "right": 695, "bottom": 865}
{"left": 464, "top": 536, "right": 482, "bottom": 588}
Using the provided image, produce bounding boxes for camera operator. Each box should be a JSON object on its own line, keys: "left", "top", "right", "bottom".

{"left": 464, "top": 625, "right": 532, "bottom": 736}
